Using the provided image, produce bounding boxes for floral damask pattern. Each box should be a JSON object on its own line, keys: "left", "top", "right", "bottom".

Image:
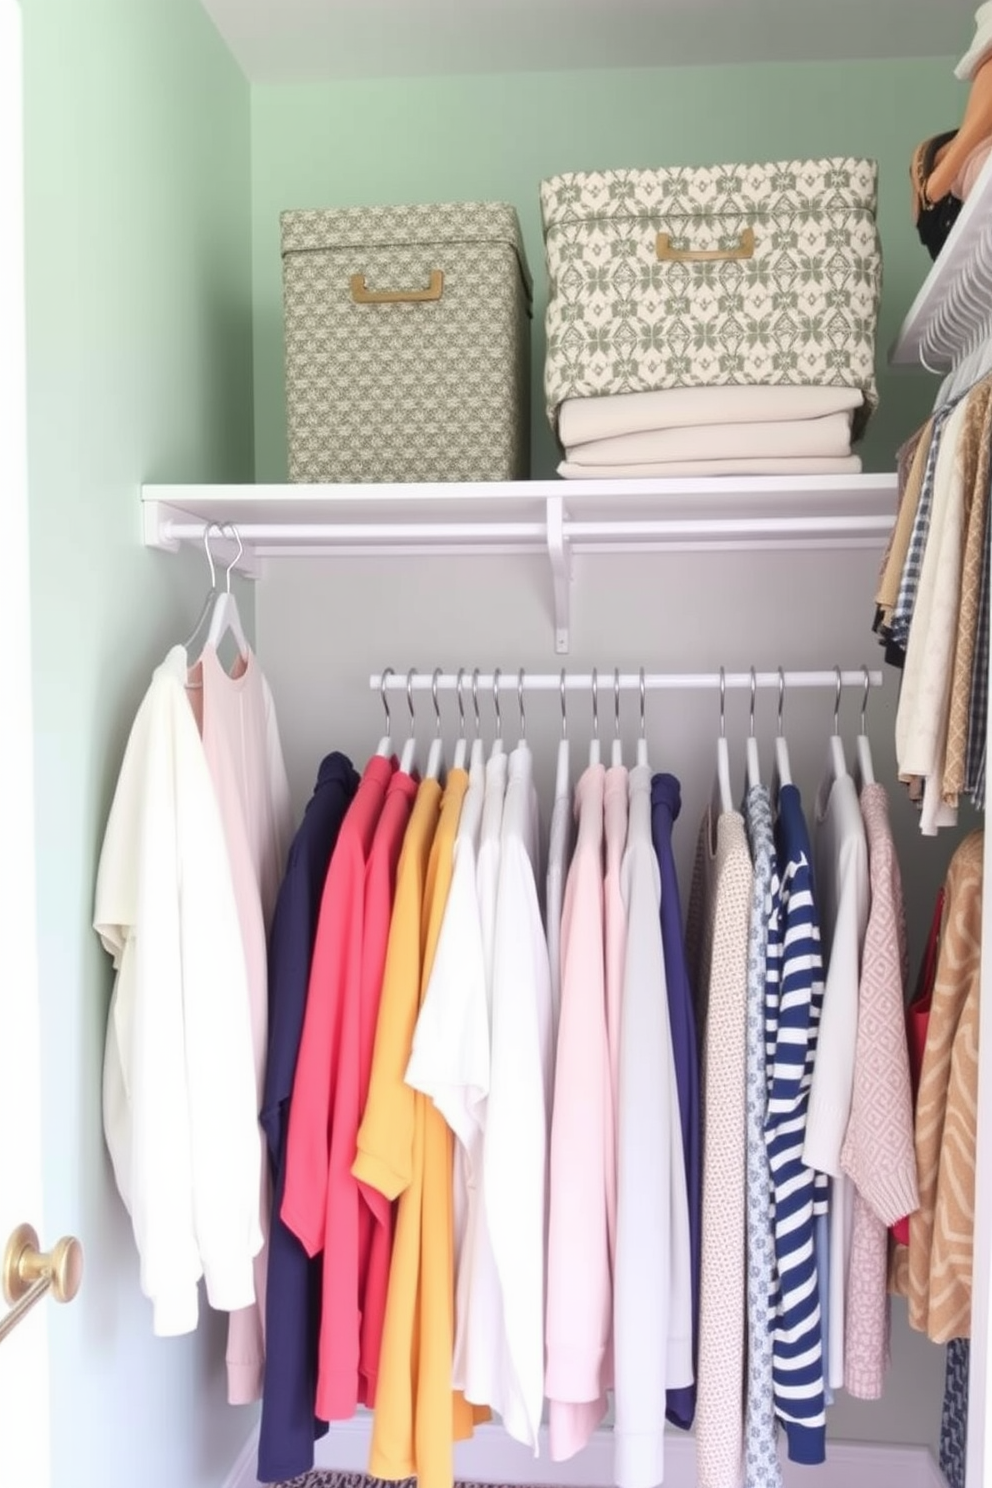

{"left": 281, "top": 203, "right": 532, "bottom": 483}
{"left": 540, "top": 158, "right": 881, "bottom": 440}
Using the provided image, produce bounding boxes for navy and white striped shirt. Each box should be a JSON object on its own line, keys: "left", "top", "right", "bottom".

{"left": 763, "top": 785, "right": 827, "bottom": 1465}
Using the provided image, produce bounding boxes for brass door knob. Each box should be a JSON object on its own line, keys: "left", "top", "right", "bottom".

{"left": 3, "top": 1224, "right": 83, "bottom": 1306}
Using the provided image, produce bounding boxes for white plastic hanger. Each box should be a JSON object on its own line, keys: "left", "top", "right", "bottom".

{"left": 375, "top": 666, "right": 393, "bottom": 757}
{"left": 470, "top": 668, "right": 485, "bottom": 775}
{"left": 826, "top": 665, "right": 850, "bottom": 782}
{"left": 400, "top": 668, "right": 419, "bottom": 775}
{"left": 714, "top": 667, "right": 733, "bottom": 814}
{"left": 856, "top": 664, "right": 876, "bottom": 787}
{"left": 426, "top": 667, "right": 445, "bottom": 782}
{"left": 636, "top": 667, "right": 649, "bottom": 768}
{"left": 453, "top": 668, "right": 468, "bottom": 771}
{"left": 489, "top": 667, "right": 504, "bottom": 759}
{"left": 612, "top": 668, "right": 623, "bottom": 767}
{"left": 746, "top": 666, "right": 762, "bottom": 790}
{"left": 554, "top": 668, "right": 570, "bottom": 798}
{"left": 773, "top": 666, "right": 793, "bottom": 792}
{"left": 184, "top": 523, "right": 221, "bottom": 652}
{"left": 204, "top": 524, "right": 249, "bottom": 660}
{"left": 589, "top": 668, "right": 601, "bottom": 766}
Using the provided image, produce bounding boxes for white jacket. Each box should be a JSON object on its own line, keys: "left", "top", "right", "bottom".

{"left": 95, "top": 647, "right": 262, "bottom": 1336}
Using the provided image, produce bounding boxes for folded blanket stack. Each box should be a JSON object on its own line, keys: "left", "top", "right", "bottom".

{"left": 557, "top": 385, "right": 865, "bottom": 480}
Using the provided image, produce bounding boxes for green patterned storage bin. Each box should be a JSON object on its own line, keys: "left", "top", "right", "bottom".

{"left": 540, "top": 157, "right": 882, "bottom": 441}
{"left": 281, "top": 202, "right": 532, "bottom": 483}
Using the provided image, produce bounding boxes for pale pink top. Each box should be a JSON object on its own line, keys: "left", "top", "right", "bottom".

{"left": 187, "top": 644, "right": 293, "bottom": 1404}
{"left": 546, "top": 763, "right": 611, "bottom": 1461}
{"left": 603, "top": 764, "right": 629, "bottom": 1282}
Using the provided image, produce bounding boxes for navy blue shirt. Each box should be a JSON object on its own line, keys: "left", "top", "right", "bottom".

{"left": 651, "top": 773, "right": 701, "bottom": 1431}
{"left": 257, "top": 752, "right": 360, "bottom": 1484}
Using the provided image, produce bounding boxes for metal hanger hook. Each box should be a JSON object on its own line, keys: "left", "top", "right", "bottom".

{"left": 456, "top": 667, "right": 466, "bottom": 739}
{"left": 222, "top": 523, "right": 243, "bottom": 593}
{"left": 560, "top": 668, "right": 568, "bottom": 741}
{"left": 614, "top": 668, "right": 621, "bottom": 739}
{"left": 833, "top": 665, "right": 842, "bottom": 736}
{"left": 861, "top": 664, "right": 870, "bottom": 737}
{"left": 639, "top": 667, "right": 646, "bottom": 740}
{"left": 406, "top": 668, "right": 417, "bottom": 734}
{"left": 591, "top": 667, "right": 599, "bottom": 738}
{"left": 777, "top": 666, "right": 786, "bottom": 738}
{"left": 202, "top": 522, "right": 221, "bottom": 590}
{"left": 517, "top": 668, "right": 526, "bottom": 740}
{"left": 379, "top": 666, "right": 394, "bottom": 734}
{"left": 493, "top": 667, "right": 502, "bottom": 741}
{"left": 431, "top": 667, "right": 442, "bottom": 738}
{"left": 719, "top": 667, "right": 726, "bottom": 740}
{"left": 749, "top": 667, "right": 757, "bottom": 739}
{"left": 472, "top": 668, "right": 481, "bottom": 736}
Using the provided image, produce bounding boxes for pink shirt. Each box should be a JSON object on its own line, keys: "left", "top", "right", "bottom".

{"left": 603, "top": 763, "right": 628, "bottom": 1280}
{"left": 546, "top": 763, "right": 611, "bottom": 1460}
{"left": 282, "top": 755, "right": 394, "bottom": 1414}
{"left": 187, "top": 645, "right": 293, "bottom": 1405}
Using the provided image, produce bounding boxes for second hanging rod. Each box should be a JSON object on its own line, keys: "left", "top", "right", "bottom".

{"left": 369, "top": 668, "right": 884, "bottom": 694}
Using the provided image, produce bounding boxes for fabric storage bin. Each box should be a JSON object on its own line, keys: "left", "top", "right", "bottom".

{"left": 281, "top": 201, "right": 532, "bottom": 483}
{"left": 540, "top": 157, "right": 882, "bottom": 442}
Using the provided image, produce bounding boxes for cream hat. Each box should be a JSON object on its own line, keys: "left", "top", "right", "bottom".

{"left": 955, "top": 2, "right": 992, "bottom": 80}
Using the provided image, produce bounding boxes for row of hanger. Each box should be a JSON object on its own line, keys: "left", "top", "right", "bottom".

{"left": 371, "top": 665, "right": 877, "bottom": 810}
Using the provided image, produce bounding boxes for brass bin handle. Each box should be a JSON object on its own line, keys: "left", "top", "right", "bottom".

{"left": 656, "top": 225, "right": 756, "bottom": 263}
{"left": 0, "top": 1223, "right": 83, "bottom": 1345}
{"left": 350, "top": 269, "right": 444, "bottom": 304}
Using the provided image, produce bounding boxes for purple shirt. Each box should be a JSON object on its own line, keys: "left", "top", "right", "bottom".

{"left": 651, "top": 773, "right": 701, "bottom": 1430}
{"left": 258, "top": 752, "right": 359, "bottom": 1484}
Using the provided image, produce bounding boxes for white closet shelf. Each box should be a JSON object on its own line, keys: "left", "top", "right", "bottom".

{"left": 889, "top": 146, "right": 992, "bottom": 378}
{"left": 142, "top": 475, "right": 896, "bottom": 653}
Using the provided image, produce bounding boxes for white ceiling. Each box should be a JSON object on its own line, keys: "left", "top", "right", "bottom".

{"left": 200, "top": 0, "right": 976, "bottom": 84}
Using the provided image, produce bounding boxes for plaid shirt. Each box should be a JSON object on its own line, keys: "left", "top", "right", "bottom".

{"left": 889, "top": 400, "right": 960, "bottom": 653}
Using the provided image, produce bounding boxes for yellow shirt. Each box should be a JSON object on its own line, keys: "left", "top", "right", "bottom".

{"left": 353, "top": 771, "right": 486, "bottom": 1488}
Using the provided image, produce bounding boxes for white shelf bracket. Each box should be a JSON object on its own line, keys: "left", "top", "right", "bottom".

{"left": 546, "top": 494, "right": 572, "bottom": 654}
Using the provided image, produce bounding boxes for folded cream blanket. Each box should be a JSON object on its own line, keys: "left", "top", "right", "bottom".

{"left": 557, "top": 455, "right": 863, "bottom": 478}
{"left": 558, "top": 385, "right": 865, "bottom": 447}
{"left": 564, "top": 411, "right": 853, "bottom": 466}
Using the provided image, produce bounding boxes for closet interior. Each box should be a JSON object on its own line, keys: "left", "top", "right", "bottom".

{"left": 94, "top": 8, "right": 992, "bottom": 1488}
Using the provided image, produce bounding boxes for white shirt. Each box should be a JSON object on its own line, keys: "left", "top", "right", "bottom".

{"left": 404, "top": 741, "right": 488, "bottom": 1368}
{"left": 804, "top": 763, "right": 870, "bottom": 1391}
{"left": 95, "top": 647, "right": 262, "bottom": 1337}
{"left": 484, "top": 743, "right": 553, "bottom": 1451}
{"left": 614, "top": 765, "right": 693, "bottom": 1488}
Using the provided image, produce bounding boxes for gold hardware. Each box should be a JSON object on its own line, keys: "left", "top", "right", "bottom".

{"left": 656, "top": 226, "right": 756, "bottom": 263}
{"left": 0, "top": 1224, "right": 83, "bottom": 1344}
{"left": 350, "top": 269, "right": 444, "bottom": 305}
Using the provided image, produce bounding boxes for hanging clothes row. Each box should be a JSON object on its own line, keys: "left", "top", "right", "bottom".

{"left": 873, "top": 371, "right": 992, "bottom": 830}
{"left": 246, "top": 664, "right": 918, "bottom": 1488}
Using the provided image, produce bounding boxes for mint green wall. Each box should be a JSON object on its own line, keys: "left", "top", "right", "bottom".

{"left": 22, "top": 2, "right": 256, "bottom": 1486}
{"left": 250, "top": 58, "right": 963, "bottom": 480}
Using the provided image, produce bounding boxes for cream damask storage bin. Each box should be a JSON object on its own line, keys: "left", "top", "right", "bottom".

{"left": 281, "top": 202, "right": 532, "bottom": 483}
{"left": 540, "top": 157, "right": 882, "bottom": 440}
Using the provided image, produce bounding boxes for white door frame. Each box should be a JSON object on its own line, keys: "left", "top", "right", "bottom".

{"left": 0, "top": 2, "right": 51, "bottom": 1485}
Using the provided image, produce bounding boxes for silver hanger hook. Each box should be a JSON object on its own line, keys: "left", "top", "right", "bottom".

{"left": 456, "top": 667, "right": 466, "bottom": 739}
{"left": 834, "top": 665, "right": 842, "bottom": 736}
{"left": 777, "top": 666, "right": 786, "bottom": 738}
{"left": 560, "top": 668, "right": 568, "bottom": 740}
{"left": 431, "top": 667, "right": 442, "bottom": 738}
{"left": 518, "top": 668, "right": 526, "bottom": 740}
{"left": 861, "top": 664, "right": 870, "bottom": 737}
{"left": 472, "top": 667, "right": 481, "bottom": 736}
{"left": 719, "top": 666, "right": 726, "bottom": 739}
{"left": 493, "top": 666, "right": 502, "bottom": 741}
{"left": 749, "top": 667, "right": 757, "bottom": 739}
{"left": 406, "top": 668, "right": 417, "bottom": 735}
{"left": 919, "top": 340, "right": 942, "bottom": 376}
{"left": 202, "top": 523, "right": 221, "bottom": 589}
{"left": 379, "top": 666, "right": 394, "bottom": 734}
{"left": 614, "top": 668, "right": 621, "bottom": 739}
{"left": 222, "top": 523, "right": 243, "bottom": 593}
{"left": 639, "top": 667, "right": 646, "bottom": 740}
{"left": 591, "top": 667, "right": 599, "bottom": 738}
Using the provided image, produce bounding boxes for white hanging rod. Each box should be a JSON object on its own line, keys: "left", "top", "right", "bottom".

{"left": 370, "top": 669, "right": 883, "bottom": 694}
